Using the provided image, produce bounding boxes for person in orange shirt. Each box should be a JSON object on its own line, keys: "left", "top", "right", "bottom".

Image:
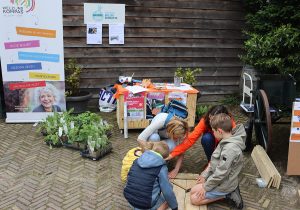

{"left": 166, "top": 105, "right": 236, "bottom": 163}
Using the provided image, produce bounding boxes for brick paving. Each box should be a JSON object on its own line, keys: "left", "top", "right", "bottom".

{"left": 0, "top": 106, "right": 299, "bottom": 210}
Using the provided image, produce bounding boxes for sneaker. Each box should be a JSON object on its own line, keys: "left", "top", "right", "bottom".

{"left": 226, "top": 186, "right": 243, "bottom": 209}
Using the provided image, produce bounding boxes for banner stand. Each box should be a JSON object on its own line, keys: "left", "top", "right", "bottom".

{"left": 0, "top": 0, "right": 66, "bottom": 123}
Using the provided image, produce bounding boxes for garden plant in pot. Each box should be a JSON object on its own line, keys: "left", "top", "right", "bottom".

{"left": 240, "top": 0, "right": 300, "bottom": 109}
{"left": 175, "top": 67, "right": 203, "bottom": 121}
{"left": 65, "top": 58, "right": 92, "bottom": 114}
{"left": 174, "top": 67, "right": 202, "bottom": 85}
{"left": 37, "top": 110, "right": 112, "bottom": 160}
{"left": 80, "top": 120, "right": 113, "bottom": 160}
{"left": 37, "top": 109, "right": 74, "bottom": 147}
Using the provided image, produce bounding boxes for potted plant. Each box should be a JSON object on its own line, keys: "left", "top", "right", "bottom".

{"left": 86, "top": 133, "right": 112, "bottom": 160}
{"left": 174, "top": 67, "right": 202, "bottom": 85}
{"left": 37, "top": 109, "right": 73, "bottom": 147}
{"left": 80, "top": 120, "right": 113, "bottom": 160}
{"left": 240, "top": 0, "right": 300, "bottom": 108}
{"left": 63, "top": 111, "right": 111, "bottom": 151}
{"left": 195, "top": 104, "right": 211, "bottom": 123}
{"left": 65, "top": 58, "right": 92, "bottom": 114}
{"left": 37, "top": 110, "right": 112, "bottom": 156}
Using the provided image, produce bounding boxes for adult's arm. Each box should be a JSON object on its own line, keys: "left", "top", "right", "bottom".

{"left": 137, "top": 113, "right": 168, "bottom": 141}
{"left": 169, "top": 118, "right": 236, "bottom": 158}
{"left": 158, "top": 166, "right": 178, "bottom": 210}
{"left": 169, "top": 118, "right": 207, "bottom": 158}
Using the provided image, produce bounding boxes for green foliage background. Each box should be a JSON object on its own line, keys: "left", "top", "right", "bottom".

{"left": 240, "top": 0, "right": 300, "bottom": 75}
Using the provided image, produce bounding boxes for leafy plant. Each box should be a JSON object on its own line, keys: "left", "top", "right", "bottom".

{"left": 175, "top": 67, "right": 202, "bottom": 85}
{"left": 73, "top": 111, "right": 101, "bottom": 127}
{"left": 37, "top": 109, "right": 74, "bottom": 146}
{"left": 220, "top": 94, "right": 240, "bottom": 105}
{"left": 196, "top": 105, "right": 210, "bottom": 118}
{"left": 65, "top": 58, "right": 82, "bottom": 96}
{"left": 88, "top": 134, "right": 109, "bottom": 153}
{"left": 78, "top": 120, "right": 111, "bottom": 144}
{"left": 240, "top": 0, "right": 300, "bottom": 76}
{"left": 240, "top": 24, "right": 300, "bottom": 75}
{"left": 36, "top": 110, "right": 112, "bottom": 149}
{"left": 244, "top": 0, "right": 299, "bottom": 35}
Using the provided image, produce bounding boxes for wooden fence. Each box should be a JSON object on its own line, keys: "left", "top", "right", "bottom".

{"left": 63, "top": 0, "right": 245, "bottom": 106}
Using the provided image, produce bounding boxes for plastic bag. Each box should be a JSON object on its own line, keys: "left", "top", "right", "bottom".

{"left": 99, "top": 86, "right": 116, "bottom": 112}
{"left": 256, "top": 178, "right": 267, "bottom": 188}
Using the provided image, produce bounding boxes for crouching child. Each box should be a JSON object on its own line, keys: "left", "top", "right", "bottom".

{"left": 124, "top": 141, "right": 178, "bottom": 210}
{"left": 190, "top": 113, "right": 246, "bottom": 209}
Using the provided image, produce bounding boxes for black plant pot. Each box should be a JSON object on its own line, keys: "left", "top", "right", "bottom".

{"left": 66, "top": 91, "right": 92, "bottom": 114}
{"left": 80, "top": 142, "right": 112, "bottom": 161}
{"left": 64, "top": 141, "right": 87, "bottom": 151}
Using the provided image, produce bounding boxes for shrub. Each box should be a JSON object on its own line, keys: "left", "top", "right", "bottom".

{"left": 241, "top": 0, "right": 300, "bottom": 76}
{"left": 65, "top": 58, "right": 82, "bottom": 96}
{"left": 240, "top": 24, "right": 300, "bottom": 75}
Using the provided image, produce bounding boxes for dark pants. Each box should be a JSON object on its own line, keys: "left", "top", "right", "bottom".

{"left": 201, "top": 133, "right": 215, "bottom": 161}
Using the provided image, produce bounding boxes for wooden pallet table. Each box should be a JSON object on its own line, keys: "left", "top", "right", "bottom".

{"left": 115, "top": 84, "right": 199, "bottom": 129}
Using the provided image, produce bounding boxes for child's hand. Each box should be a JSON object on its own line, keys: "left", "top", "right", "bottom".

{"left": 196, "top": 175, "right": 205, "bottom": 184}
{"left": 164, "top": 154, "right": 173, "bottom": 161}
{"left": 195, "top": 184, "right": 206, "bottom": 199}
{"left": 168, "top": 168, "right": 179, "bottom": 179}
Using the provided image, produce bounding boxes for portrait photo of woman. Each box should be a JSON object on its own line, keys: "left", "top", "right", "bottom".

{"left": 32, "top": 82, "right": 62, "bottom": 112}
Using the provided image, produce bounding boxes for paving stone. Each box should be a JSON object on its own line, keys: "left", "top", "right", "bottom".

{"left": 0, "top": 106, "right": 300, "bottom": 209}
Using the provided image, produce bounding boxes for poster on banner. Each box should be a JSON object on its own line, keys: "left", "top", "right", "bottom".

{"left": 124, "top": 92, "right": 145, "bottom": 120}
{"left": 168, "top": 92, "right": 187, "bottom": 105}
{"left": 3, "top": 81, "right": 66, "bottom": 113}
{"left": 84, "top": 3, "right": 125, "bottom": 24}
{"left": 87, "top": 23, "right": 102, "bottom": 44}
{"left": 147, "top": 92, "right": 165, "bottom": 110}
{"left": 0, "top": 0, "right": 66, "bottom": 122}
{"left": 109, "top": 24, "right": 124, "bottom": 44}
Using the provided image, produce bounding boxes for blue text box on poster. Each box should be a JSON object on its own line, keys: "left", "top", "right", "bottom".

{"left": 18, "top": 51, "right": 60, "bottom": 62}
{"left": 7, "top": 63, "right": 42, "bottom": 72}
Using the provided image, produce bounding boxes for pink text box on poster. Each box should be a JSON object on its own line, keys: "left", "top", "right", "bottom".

{"left": 4, "top": 40, "right": 40, "bottom": 49}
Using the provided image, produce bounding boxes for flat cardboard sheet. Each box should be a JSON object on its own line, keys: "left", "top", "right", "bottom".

{"left": 287, "top": 142, "right": 300, "bottom": 175}
{"left": 287, "top": 102, "right": 300, "bottom": 175}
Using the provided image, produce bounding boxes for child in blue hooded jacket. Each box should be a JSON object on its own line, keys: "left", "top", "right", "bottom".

{"left": 124, "top": 141, "right": 178, "bottom": 210}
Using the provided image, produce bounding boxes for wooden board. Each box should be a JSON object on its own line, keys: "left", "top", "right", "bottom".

{"left": 173, "top": 173, "right": 199, "bottom": 180}
{"left": 173, "top": 181, "right": 186, "bottom": 210}
{"left": 287, "top": 102, "right": 300, "bottom": 175}
{"left": 63, "top": 0, "right": 245, "bottom": 106}
{"left": 251, "top": 145, "right": 281, "bottom": 189}
{"left": 171, "top": 173, "right": 207, "bottom": 210}
{"left": 287, "top": 142, "right": 300, "bottom": 175}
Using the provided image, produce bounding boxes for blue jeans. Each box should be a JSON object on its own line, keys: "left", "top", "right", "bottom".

{"left": 131, "top": 194, "right": 165, "bottom": 210}
{"left": 205, "top": 191, "right": 228, "bottom": 199}
{"left": 201, "top": 133, "right": 215, "bottom": 161}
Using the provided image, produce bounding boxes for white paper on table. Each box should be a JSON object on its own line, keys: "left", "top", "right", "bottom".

{"left": 166, "top": 83, "right": 193, "bottom": 91}
{"left": 125, "top": 86, "right": 147, "bottom": 94}
{"left": 294, "top": 102, "right": 300, "bottom": 110}
{"left": 87, "top": 23, "right": 102, "bottom": 44}
{"left": 292, "top": 116, "right": 300, "bottom": 122}
{"left": 291, "top": 127, "right": 300, "bottom": 134}
{"left": 109, "top": 24, "right": 124, "bottom": 44}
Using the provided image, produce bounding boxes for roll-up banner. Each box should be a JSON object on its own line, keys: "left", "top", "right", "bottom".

{"left": 0, "top": 0, "right": 66, "bottom": 123}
